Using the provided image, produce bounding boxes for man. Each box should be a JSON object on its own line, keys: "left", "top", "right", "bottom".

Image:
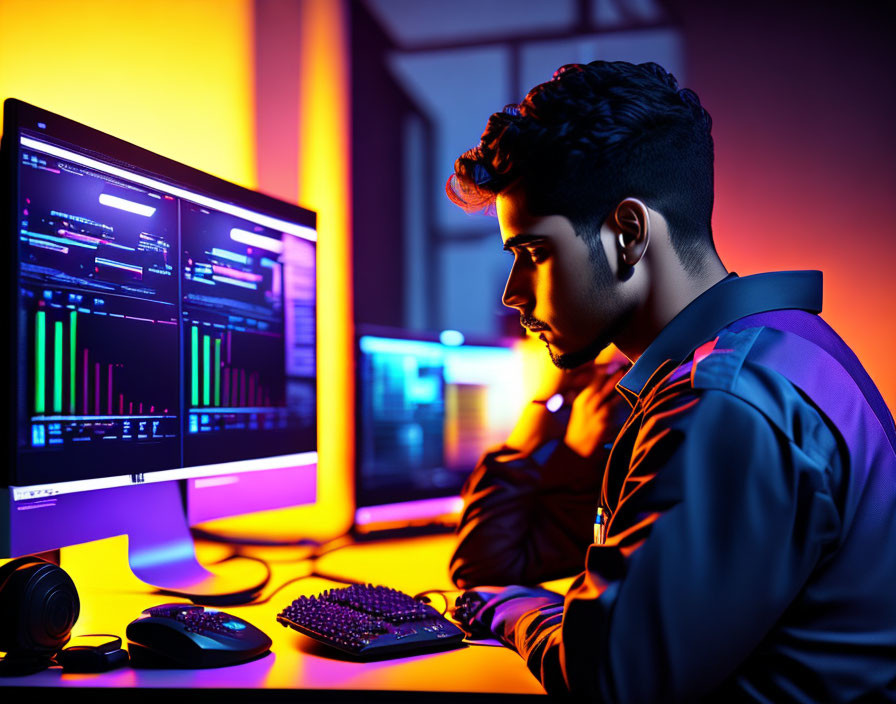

{"left": 445, "top": 61, "right": 896, "bottom": 701}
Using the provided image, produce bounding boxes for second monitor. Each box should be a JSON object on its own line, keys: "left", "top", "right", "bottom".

{"left": 354, "top": 328, "right": 524, "bottom": 533}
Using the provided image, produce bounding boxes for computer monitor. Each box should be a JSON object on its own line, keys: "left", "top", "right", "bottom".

{"left": 1, "top": 99, "right": 317, "bottom": 602}
{"left": 354, "top": 327, "right": 524, "bottom": 534}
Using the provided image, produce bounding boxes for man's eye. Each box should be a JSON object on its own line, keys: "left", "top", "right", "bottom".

{"left": 505, "top": 246, "right": 548, "bottom": 263}
{"left": 528, "top": 247, "right": 548, "bottom": 263}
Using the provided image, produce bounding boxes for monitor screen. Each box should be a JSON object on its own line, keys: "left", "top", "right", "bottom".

{"left": 2, "top": 99, "right": 316, "bottom": 599}
{"left": 354, "top": 330, "right": 523, "bottom": 531}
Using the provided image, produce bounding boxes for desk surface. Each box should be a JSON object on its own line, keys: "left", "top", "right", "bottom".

{"left": 0, "top": 533, "right": 548, "bottom": 698}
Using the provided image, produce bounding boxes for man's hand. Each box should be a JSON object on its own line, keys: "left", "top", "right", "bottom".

{"left": 452, "top": 586, "right": 565, "bottom": 643}
{"left": 564, "top": 360, "right": 630, "bottom": 459}
{"left": 504, "top": 356, "right": 628, "bottom": 456}
{"left": 451, "top": 588, "right": 503, "bottom": 639}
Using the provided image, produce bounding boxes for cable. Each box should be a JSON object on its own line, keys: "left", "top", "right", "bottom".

{"left": 221, "top": 530, "right": 362, "bottom": 606}
{"left": 209, "top": 552, "right": 273, "bottom": 595}
{"left": 412, "top": 589, "right": 457, "bottom": 617}
{"left": 250, "top": 568, "right": 363, "bottom": 606}
{"left": 202, "top": 530, "right": 353, "bottom": 565}
{"left": 306, "top": 569, "right": 364, "bottom": 587}
{"left": 250, "top": 574, "right": 316, "bottom": 606}
{"left": 305, "top": 532, "right": 355, "bottom": 560}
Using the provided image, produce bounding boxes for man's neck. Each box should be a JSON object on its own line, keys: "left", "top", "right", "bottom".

{"left": 616, "top": 255, "right": 729, "bottom": 363}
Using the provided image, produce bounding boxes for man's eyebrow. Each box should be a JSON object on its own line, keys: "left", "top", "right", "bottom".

{"left": 503, "top": 234, "right": 547, "bottom": 251}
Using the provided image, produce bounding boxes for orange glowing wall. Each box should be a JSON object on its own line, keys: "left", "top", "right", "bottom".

{"left": 287, "top": 0, "right": 355, "bottom": 539}
{"left": 0, "top": 0, "right": 257, "bottom": 187}
{"left": 678, "top": 2, "right": 896, "bottom": 412}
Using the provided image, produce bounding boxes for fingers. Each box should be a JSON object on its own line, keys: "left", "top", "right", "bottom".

{"left": 577, "top": 361, "right": 628, "bottom": 401}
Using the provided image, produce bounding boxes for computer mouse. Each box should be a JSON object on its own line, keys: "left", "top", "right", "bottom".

{"left": 126, "top": 603, "right": 272, "bottom": 668}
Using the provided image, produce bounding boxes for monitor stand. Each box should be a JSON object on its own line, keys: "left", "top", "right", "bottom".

{"left": 4, "top": 482, "right": 269, "bottom": 605}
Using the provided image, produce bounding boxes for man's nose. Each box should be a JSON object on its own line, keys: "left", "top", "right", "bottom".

{"left": 502, "top": 262, "right": 531, "bottom": 311}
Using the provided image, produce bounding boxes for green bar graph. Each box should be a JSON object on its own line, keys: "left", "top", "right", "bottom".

{"left": 53, "top": 321, "right": 63, "bottom": 414}
{"left": 203, "top": 334, "right": 210, "bottom": 406}
{"left": 214, "top": 338, "right": 221, "bottom": 406}
{"left": 35, "top": 311, "right": 46, "bottom": 414}
{"left": 191, "top": 326, "right": 199, "bottom": 406}
{"left": 69, "top": 311, "right": 77, "bottom": 414}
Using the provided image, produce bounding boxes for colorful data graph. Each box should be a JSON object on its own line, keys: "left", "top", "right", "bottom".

{"left": 189, "top": 325, "right": 280, "bottom": 409}
{"left": 32, "top": 307, "right": 172, "bottom": 417}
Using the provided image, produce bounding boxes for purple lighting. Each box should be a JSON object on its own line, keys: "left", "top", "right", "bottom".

{"left": 355, "top": 496, "right": 464, "bottom": 527}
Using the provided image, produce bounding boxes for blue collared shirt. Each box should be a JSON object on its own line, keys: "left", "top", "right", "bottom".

{"left": 616, "top": 270, "right": 822, "bottom": 405}
{"left": 480, "top": 271, "right": 896, "bottom": 702}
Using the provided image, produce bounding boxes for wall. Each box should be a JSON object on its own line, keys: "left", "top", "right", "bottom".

{"left": 351, "top": 2, "right": 419, "bottom": 330}
{"left": 0, "top": 0, "right": 256, "bottom": 187}
{"left": 671, "top": 0, "right": 896, "bottom": 409}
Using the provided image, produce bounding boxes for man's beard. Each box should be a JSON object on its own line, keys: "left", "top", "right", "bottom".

{"left": 541, "top": 332, "right": 612, "bottom": 370}
{"left": 533, "top": 303, "right": 633, "bottom": 371}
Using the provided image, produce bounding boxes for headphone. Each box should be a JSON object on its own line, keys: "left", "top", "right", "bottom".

{"left": 0, "top": 556, "right": 80, "bottom": 666}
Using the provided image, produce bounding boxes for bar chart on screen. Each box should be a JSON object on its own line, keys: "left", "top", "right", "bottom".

{"left": 26, "top": 290, "right": 179, "bottom": 451}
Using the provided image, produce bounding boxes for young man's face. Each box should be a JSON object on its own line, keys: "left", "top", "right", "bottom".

{"left": 497, "top": 186, "right": 624, "bottom": 369}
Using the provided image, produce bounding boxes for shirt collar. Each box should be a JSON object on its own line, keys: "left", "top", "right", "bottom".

{"left": 616, "top": 270, "right": 823, "bottom": 406}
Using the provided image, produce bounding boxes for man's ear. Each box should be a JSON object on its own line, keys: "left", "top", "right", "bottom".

{"left": 613, "top": 198, "right": 650, "bottom": 267}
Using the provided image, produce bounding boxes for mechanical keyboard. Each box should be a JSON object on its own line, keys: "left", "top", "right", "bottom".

{"left": 276, "top": 584, "right": 465, "bottom": 658}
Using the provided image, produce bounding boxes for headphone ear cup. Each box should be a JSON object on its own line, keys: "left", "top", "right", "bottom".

{"left": 0, "top": 557, "right": 79, "bottom": 657}
{"left": 0, "top": 556, "right": 44, "bottom": 649}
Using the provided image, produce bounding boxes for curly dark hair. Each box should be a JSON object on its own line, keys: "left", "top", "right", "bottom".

{"left": 446, "top": 61, "right": 715, "bottom": 275}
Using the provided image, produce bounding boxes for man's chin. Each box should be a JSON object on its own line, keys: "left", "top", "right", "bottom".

{"left": 544, "top": 337, "right": 609, "bottom": 370}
